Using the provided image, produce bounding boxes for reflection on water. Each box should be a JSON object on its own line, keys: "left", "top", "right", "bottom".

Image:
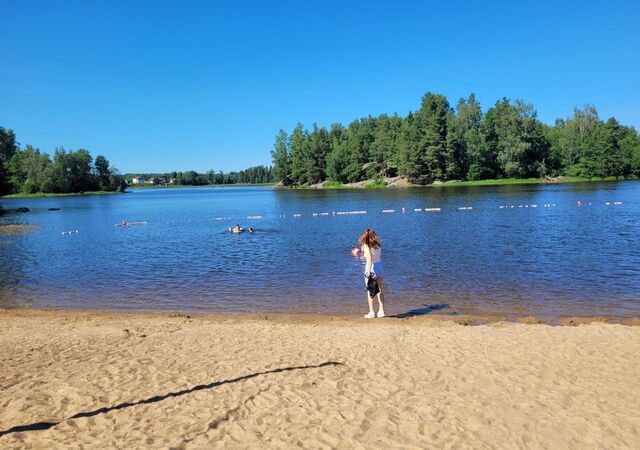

{"left": 1, "top": 182, "right": 639, "bottom": 319}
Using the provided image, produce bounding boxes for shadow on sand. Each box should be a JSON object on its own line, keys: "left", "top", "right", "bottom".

{"left": 0, "top": 361, "right": 344, "bottom": 437}
{"left": 389, "top": 303, "right": 451, "bottom": 318}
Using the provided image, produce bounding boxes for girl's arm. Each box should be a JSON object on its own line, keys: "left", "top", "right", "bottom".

{"left": 362, "top": 245, "right": 372, "bottom": 275}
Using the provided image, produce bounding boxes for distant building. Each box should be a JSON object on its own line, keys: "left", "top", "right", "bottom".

{"left": 131, "top": 176, "right": 145, "bottom": 184}
{"left": 147, "top": 177, "right": 161, "bottom": 185}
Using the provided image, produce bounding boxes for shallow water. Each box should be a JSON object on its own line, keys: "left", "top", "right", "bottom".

{"left": 1, "top": 182, "right": 639, "bottom": 319}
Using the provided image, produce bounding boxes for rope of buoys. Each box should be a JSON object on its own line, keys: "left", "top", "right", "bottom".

{"left": 61, "top": 230, "right": 79, "bottom": 235}
{"left": 425, "top": 208, "right": 441, "bottom": 212}
{"left": 382, "top": 209, "right": 395, "bottom": 213}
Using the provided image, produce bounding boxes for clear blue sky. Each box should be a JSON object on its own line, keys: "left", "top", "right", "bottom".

{"left": 2, "top": 0, "right": 639, "bottom": 173}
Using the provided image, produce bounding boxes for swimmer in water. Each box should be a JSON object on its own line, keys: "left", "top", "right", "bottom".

{"left": 121, "top": 219, "right": 127, "bottom": 226}
{"left": 248, "top": 227, "right": 254, "bottom": 233}
{"left": 230, "top": 224, "right": 243, "bottom": 233}
{"left": 351, "top": 245, "right": 361, "bottom": 257}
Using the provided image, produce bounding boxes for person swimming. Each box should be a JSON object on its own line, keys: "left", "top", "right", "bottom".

{"left": 229, "top": 224, "right": 244, "bottom": 233}
{"left": 351, "top": 245, "right": 361, "bottom": 257}
{"left": 248, "top": 227, "right": 254, "bottom": 233}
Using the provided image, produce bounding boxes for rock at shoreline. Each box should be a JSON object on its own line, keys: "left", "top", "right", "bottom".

{"left": 16, "top": 207, "right": 30, "bottom": 213}
{"left": 274, "top": 180, "right": 288, "bottom": 189}
{"left": 385, "top": 177, "right": 410, "bottom": 188}
{"left": 48, "top": 208, "right": 61, "bottom": 211}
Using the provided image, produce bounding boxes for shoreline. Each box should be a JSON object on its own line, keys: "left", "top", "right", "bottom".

{"left": 2, "top": 307, "right": 639, "bottom": 327}
{"left": 0, "top": 190, "right": 123, "bottom": 200}
{"left": 2, "top": 176, "right": 635, "bottom": 199}
{"left": 288, "top": 175, "right": 637, "bottom": 190}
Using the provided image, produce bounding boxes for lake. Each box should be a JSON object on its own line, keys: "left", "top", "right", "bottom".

{"left": 1, "top": 182, "right": 639, "bottom": 320}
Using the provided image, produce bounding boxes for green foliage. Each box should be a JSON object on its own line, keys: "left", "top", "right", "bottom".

{"left": 484, "top": 99, "right": 549, "bottom": 178}
{"left": 0, "top": 127, "right": 19, "bottom": 195}
{"left": 322, "top": 180, "right": 345, "bottom": 188}
{"left": 0, "top": 129, "right": 127, "bottom": 196}
{"left": 270, "top": 129, "right": 290, "bottom": 184}
{"left": 1, "top": 125, "right": 273, "bottom": 195}
{"left": 126, "top": 166, "right": 274, "bottom": 186}
{"left": 289, "top": 123, "right": 311, "bottom": 184}
{"left": 415, "top": 92, "right": 450, "bottom": 182}
{"left": 271, "top": 92, "right": 638, "bottom": 187}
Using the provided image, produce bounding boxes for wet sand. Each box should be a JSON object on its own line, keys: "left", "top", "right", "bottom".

{"left": 1, "top": 309, "right": 639, "bottom": 449}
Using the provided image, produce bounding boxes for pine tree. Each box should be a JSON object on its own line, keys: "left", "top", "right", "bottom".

{"left": 270, "top": 129, "right": 291, "bottom": 184}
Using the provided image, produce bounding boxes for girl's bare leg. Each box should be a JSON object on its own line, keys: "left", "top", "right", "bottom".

{"left": 376, "top": 278, "right": 385, "bottom": 316}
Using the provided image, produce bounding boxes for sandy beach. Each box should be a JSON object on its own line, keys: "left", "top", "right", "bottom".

{"left": 1, "top": 309, "right": 639, "bottom": 449}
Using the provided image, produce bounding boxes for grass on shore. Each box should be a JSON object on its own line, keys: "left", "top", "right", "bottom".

{"left": 363, "top": 180, "right": 387, "bottom": 188}
{"left": 436, "top": 176, "right": 632, "bottom": 187}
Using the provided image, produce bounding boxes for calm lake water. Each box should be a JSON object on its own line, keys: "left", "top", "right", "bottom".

{"left": 1, "top": 182, "right": 639, "bottom": 319}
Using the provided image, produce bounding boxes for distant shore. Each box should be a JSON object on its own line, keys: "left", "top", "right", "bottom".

{"left": 297, "top": 175, "right": 636, "bottom": 190}
{"left": 1, "top": 190, "right": 122, "bottom": 199}
{"left": 1, "top": 308, "right": 639, "bottom": 448}
{"left": 2, "top": 176, "right": 634, "bottom": 199}
{"left": 0, "top": 184, "right": 275, "bottom": 199}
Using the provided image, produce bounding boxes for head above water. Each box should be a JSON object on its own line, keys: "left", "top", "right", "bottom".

{"left": 359, "top": 228, "right": 381, "bottom": 249}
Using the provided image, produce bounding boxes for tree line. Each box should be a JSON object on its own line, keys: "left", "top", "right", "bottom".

{"left": 126, "top": 165, "right": 273, "bottom": 186}
{"left": 0, "top": 127, "right": 126, "bottom": 195}
{"left": 270, "top": 93, "right": 640, "bottom": 186}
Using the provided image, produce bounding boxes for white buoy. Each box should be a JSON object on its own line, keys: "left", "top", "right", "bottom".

{"left": 414, "top": 208, "right": 422, "bottom": 212}
{"left": 614, "top": 201, "right": 622, "bottom": 205}
{"left": 382, "top": 209, "right": 395, "bottom": 213}
{"left": 425, "top": 208, "right": 441, "bottom": 212}
{"left": 293, "top": 214, "right": 301, "bottom": 218}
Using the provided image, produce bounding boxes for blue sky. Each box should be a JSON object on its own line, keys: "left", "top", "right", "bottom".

{"left": 1, "top": 0, "right": 639, "bottom": 173}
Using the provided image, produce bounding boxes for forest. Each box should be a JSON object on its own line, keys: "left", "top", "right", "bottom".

{"left": 0, "top": 127, "right": 126, "bottom": 195}
{"left": 125, "top": 165, "right": 273, "bottom": 186}
{"left": 0, "top": 126, "right": 273, "bottom": 196}
{"left": 270, "top": 93, "right": 640, "bottom": 186}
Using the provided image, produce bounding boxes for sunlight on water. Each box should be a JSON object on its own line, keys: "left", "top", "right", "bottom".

{"left": 1, "top": 182, "right": 639, "bottom": 319}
